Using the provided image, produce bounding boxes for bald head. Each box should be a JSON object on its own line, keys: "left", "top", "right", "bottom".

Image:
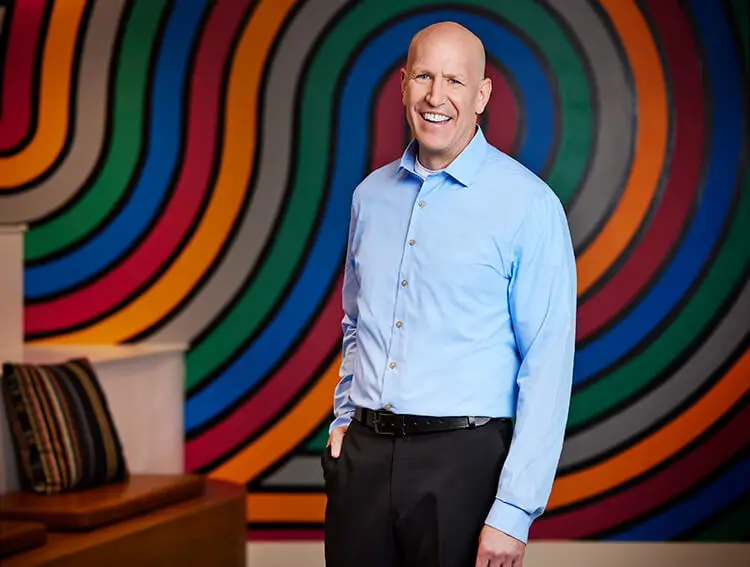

{"left": 405, "top": 22, "right": 486, "bottom": 82}
{"left": 400, "top": 21, "right": 492, "bottom": 170}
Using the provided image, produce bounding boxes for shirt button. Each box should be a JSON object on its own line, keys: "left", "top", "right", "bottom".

{"left": 384, "top": 404, "right": 392, "bottom": 410}
{"left": 418, "top": 200, "right": 426, "bottom": 208}
{"left": 401, "top": 279, "right": 408, "bottom": 287}
{"left": 408, "top": 239, "right": 415, "bottom": 246}
{"left": 389, "top": 361, "right": 397, "bottom": 369}
{"left": 395, "top": 321, "right": 403, "bottom": 328}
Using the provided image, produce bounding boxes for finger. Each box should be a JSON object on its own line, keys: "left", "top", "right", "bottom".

{"left": 330, "top": 430, "right": 344, "bottom": 458}
{"left": 474, "top": 553, "right": 488, "bottom": 567}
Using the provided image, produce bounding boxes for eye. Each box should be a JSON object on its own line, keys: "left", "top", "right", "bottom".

{"left": 415, "top": 73, "right": 430, "bottom": 81}
{"left": 447, "top": 78, "right": 462, "bottom": 86}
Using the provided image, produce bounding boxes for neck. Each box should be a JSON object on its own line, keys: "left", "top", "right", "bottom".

{"left": 417, "top": 126, "right": 477, "bottom": 170}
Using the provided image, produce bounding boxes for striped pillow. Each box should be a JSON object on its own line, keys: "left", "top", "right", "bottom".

{"left": 1, "top": 358, "right": 128, "bottom": 495}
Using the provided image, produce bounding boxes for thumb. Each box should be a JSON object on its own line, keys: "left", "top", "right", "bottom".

{"left": 329, "top": 428, "right": 346, "bottom": 458}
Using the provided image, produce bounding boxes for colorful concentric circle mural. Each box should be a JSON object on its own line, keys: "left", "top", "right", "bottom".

{"left": 0, "top": 0, "right": 747, "bottom": 541}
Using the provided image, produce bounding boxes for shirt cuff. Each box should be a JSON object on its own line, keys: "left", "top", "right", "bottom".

{"left": 484, "top": 498, "right": 533, "bottom": 544}
{"left": 329, "top": 412, "right": 354, "bottom": 432}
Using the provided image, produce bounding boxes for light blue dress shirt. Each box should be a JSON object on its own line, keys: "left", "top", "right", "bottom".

{"left": 330, "top": 126, "right": 577, "bottom": 543}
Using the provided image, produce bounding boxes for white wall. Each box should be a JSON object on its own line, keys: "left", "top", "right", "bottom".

{"left": 2, "top": 343, "right": 187, "bottom": 494}
{"left": 0, "top": 224, "right": 26, "bottom": 493}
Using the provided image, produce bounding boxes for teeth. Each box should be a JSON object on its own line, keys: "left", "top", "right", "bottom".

{"left": 422, "top": 112, "right": 450, "bottom": 123}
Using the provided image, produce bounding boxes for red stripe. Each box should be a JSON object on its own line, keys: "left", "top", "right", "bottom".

{"left": 247, "top": 529, "right": 324, "bottom": 541}
{"left": 576, "top": 0, "right": 704, "bottom": 338}
{"left": 371, "top": 62, "right": 518, "bottom": 171}
{"left": 530, "top": 401, "right": 750, "bottom": 539}
{"left": 185, "top": 276, "right": 343, "bottom": 471}
{"left": 24, "top": 0, "right": 252, "bottom": 333}
{"left": 483, "top": 62, "right": 518, "bottom": 155}
{"left": 371, "top": 68, "right": 407, "bottom": 170}
{"left": 0, "top": 0, "right": 46, "bottom": 151}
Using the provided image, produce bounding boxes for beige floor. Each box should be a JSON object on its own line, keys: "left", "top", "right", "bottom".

{"left": 247, "top": 541, "right": 750, "bottom": 567}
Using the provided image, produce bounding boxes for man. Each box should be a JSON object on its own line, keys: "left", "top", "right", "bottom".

{"left": 322, "top": 21, "right": 576, "bottom": 567}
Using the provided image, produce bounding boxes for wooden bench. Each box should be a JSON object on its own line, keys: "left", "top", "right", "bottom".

{"left": 0, "top": 520, "right": 46, "bottom": 557}
{"left": 0, "top": 474, "right": 246, "bottom": 566}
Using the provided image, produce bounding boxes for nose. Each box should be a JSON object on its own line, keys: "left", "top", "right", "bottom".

{"left": 426, "top": 78, "right": 445, "bottom": 106}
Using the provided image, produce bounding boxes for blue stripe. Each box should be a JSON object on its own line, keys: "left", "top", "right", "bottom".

{"left": 573, "top": 0, "right": 743, "bottom": 384}
{"left": 24, "top": 0, "right": 208, "bottom": 299}
{"left": 185, "top": 10, "right": 555, "bottom": 431}
{"left": 608, "top": 454, "right": 750, "bottom": 540}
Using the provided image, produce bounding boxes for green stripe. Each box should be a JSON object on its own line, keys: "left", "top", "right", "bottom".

{"left": 24, "top": 0, "right": 168, "bottom": 262}
{"left": 568, "top": 168, "right": 750, "bottom": 428}
{"left": 308, "top": 0, "right": 744, "bottom": 457}
{"left": 728, "top": 0, "right": 748, "bottom": 66}
{"left": 186, "top": 0, "right": 590, "bottom": 389}
{"left": 304, "top": 422, "right": 331, "bottom": 453}
{"left": 691, "top": 489, "right": 750, "bottom": 541}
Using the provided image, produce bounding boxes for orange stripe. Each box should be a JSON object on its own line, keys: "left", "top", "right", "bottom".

{"left": 574, "top": 0, "right": 668, "bottom": 295}
{"left": 242, "top": 349, "right": 750, "bottom": 523}
{"left": 547, "top": 347, "right": 750, "bottom": 508}
{"left": 208, "top": 357, "right": 341, "bottom": 484}
{"left": 247, "top": 493, "right": 326, "bottom": 523}
{"left": 40, "top": 0, "right": 296, "bottom": 344}
{"left": 0, "top": 0, "right": 85, "bottom": 188}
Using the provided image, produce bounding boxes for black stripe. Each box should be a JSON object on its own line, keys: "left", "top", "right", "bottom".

{"left": 3, "top": 0, "right": 95, "bottom": 194}
{"left": 177, "top": 1, "right": 561, "bottom": 406}
{"left": 191, "top": 344, "right": 341, "bottom": 475}
{"left": 161, "top": 0, "right": 362, "bottom": 404}
{"left": 567, "top": 253, "right": 750, "bottom": 436}
{"left": 22, "top": 0, "right": 213, "bottom": 305}
{"left": 23, "top": 0, "right": 173, "bottom": 268}
{"left": 570, "top": 12, "right": 750, "bottom": 403}
{"left": 575, "top": 0, "right": 715, "bottom": 344}
{"left": 590, "top": 442, "right": 750, "bottom": 540}
{"left": 561, "top": 0, "right": 635, "bottom": 253}
{"left": 559, "top": 328, "right": 750, "bottom": 474}
{"left": 676, "top": 484, "right": 750, "bottom": 541}
{"left": 25, "top": 0, "right": 260, "bottom": 336}
{"left": 17, "top": 0, "right": 135, "bottom": 223}
{"left": 545, "top": 391, "right": 750, "bottom": 521}
{"left": 575, "top": 0, "right": 680, "bottom": 309}
{"left": 124, "top": 0, "right": 316, "bottom": 344}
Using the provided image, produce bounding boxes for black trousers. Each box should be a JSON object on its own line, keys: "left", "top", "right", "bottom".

{"left": 322, "top": 415, "right": 513, "bottom": 567}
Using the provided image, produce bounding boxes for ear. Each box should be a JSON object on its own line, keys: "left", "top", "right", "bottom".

{"left": 400, "top": 67, "right": 408, "bottom": 105}
{"left": 475, "top": 76, "right": 492, "bottom": 115}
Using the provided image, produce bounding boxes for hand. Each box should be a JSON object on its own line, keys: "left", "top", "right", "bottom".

{"left": 326, "top": 426, "right": 348, "bottom": 458}
{"left": 475, "top": 525, "right": 526, "bottom": 567}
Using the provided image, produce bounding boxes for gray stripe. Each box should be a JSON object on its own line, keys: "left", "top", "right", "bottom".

{"left": 150, "top": 0, "right": 354, "bottom": 342}
{"left": 261, "top": 456, "right": 324, "bottom": 487}
{"left": 0, "top": 0, "right": 126, "bottom": 221}
{"left": 543, "top": 0, "right": 635, "bottom": 251}
{"left": 559, "top": 275, "right": 750, "bottom": 467}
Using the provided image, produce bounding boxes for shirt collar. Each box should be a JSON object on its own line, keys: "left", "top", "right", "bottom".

{"left": 398, "top": 125, "right": 489, "bottom": 187}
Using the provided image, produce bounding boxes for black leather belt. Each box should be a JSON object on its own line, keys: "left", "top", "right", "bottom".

{"left": 353, "top": 407, "right": 504, "bottom": 436}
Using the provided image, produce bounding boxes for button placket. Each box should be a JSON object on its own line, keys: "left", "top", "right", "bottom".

{"left": 381, "top": 178, "right": 433, "bottom": 407}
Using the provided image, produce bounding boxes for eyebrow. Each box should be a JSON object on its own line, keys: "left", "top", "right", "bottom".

{"left": 410, "top": 69, "right": 466, "bottom": 81}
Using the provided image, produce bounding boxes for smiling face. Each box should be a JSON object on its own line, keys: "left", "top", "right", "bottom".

{"left": 401, "top": 23, "right": 492, "bottom": 170}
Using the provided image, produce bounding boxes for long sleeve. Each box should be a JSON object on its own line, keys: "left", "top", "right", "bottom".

{"left": 484, "top": 189, "right": 577, "bottom": 543}
{"left": 329, "top": 196, "right": 360, "bottom": 432}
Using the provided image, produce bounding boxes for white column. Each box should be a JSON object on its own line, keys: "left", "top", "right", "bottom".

{"left": 0, "top": 224, "right": 26, "bottom": 493}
